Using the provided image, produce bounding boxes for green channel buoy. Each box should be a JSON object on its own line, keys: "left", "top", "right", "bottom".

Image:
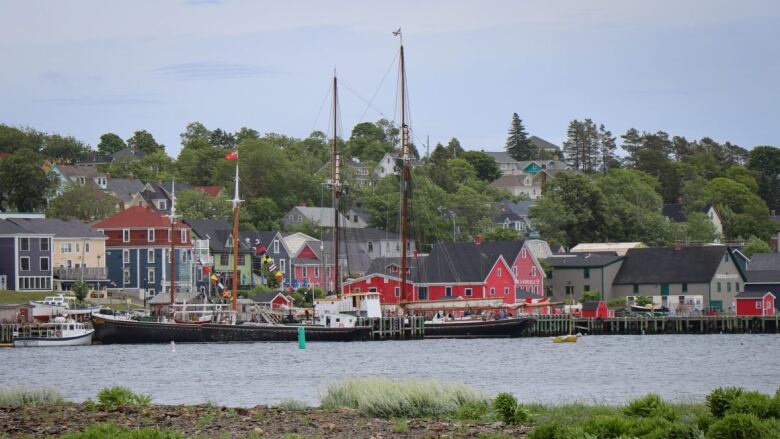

{"left": 297, "top": 326, "right": 306, "bottom": 349}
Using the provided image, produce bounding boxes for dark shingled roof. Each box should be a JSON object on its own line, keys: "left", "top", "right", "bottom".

{"left": 184, "top": 218, "right": 252, "bottom": 253}
{"left": 662, "top": 204, "right": 686, "bottom": 222}
{"left": 748, "top": 253, "right": 780, "bottom": 271}
{"left": 420, "top": 240, "right": 524, "bottom": 283}
{"left": 252, "top": 292, "right": 285, "bottom": 303}
{"left": 0, "top": 219, "right": 31, "bottom": 234}
{"left": 582, "top": 300, "right": 602, "bottom": 311}
{"left": 545, "top": 253, "right": 623, "bottom": 268}
{"left": 322, "top": 227, "right": 400, "bottom": 242}
{"left": 745, "top": 270, "right": 780, "bottom": 283}
{"left": 735, "top": 289, "right": 776, "bottom": 298}
{"left": 9, "top": 218, "right": 104, "bottom": 238}
{"left": 614, "top": 246, "right": 728, "bottom": 284}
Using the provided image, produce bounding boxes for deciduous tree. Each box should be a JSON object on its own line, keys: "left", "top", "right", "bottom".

{"left": 461, "top": 151, "right": 501, "bottom": 182}
{"left": 97, "top": 133, "right": 126, "bottom": 155}
{"left": 47, "top": 184, "right": 118, "bottom": 221}
{"left": 127, "top": 130, "right": 164, "bottom": 154}
{"left": 0, "top": 149, "right": 54, "bottom": 212}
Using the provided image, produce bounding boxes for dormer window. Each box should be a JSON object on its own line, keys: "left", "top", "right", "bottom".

{"left": 180, "top": 229, "right": 187, "bottom": 243}
{"left": 123, "top": 229, "right": 130, "bottom": 243}
{"left": 158, "top": 200, "right": 167, "bottom": 210}
{"left": 78, "top": 176, "right": 86, "bottom": 185}
{"left": 273, "top": 240, "right": 279, "bottom": 253}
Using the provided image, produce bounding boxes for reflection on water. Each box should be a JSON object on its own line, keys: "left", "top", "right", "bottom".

{"left": 1, "top": 334, "right": 778, "bottom": 407}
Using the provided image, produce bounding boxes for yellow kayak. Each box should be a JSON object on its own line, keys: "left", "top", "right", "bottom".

{"left": 552, "top": 335, "right": 578, "bottom": 343}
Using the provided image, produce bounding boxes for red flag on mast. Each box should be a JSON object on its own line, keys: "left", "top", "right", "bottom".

{"left": 224, "top": 151, "right": 238, "bottom": 160}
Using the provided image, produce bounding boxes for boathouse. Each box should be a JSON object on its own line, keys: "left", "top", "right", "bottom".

{"left": 581, "top": 300, "right": 609, "bottom": 319}
{"left": 252, "top": 291, "right": 293, "bottom": 309}
{"left": 735, "top": 290, "right": 776, "bottom": 317}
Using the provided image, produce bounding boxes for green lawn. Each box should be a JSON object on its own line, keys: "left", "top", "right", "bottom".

{"left": 0, "top": 290, "right": 50, "bottom": 304}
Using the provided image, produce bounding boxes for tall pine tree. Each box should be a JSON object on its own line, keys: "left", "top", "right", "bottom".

{"left": 563, "top": 120, "right": 586, "bottom": 170}
{"left": 598, "top": 124, "right": 617, "bottom": 174}
{"left": 505, "top": 113, "right": 536, "bottom": 160}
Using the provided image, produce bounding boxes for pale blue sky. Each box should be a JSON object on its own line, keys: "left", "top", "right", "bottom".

{"left": 0, "top": 0, "right": 778, "bottom": 157}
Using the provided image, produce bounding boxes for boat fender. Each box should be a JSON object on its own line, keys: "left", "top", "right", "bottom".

{"left": 55, "top": 330, "right": 62, "bottom": 337}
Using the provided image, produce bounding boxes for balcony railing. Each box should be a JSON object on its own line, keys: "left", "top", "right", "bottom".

{"left": 53, "top": 267, "right": 108, "bottom": 280}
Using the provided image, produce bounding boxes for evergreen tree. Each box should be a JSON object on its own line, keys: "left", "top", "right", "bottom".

{"left": 563, "top": 120, "right": 586, "bottom": 170}
{"left": 597, "top": 124, "right": 617, "bottom": 174}
{"left": 620, "top": 128, "right": 643, "bottom": 167}
{"left": 445, "top": 138, "right": 464, "bottom": 158}
{"left": 505, "top": 113, "right": 536, "bottom": 161}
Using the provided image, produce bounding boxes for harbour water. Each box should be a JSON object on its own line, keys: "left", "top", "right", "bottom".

{"left": 1, "top": 334, "right": 778, "bottom": 407}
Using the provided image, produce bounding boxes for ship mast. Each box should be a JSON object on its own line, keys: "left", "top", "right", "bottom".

{"left": 331, "top": 72, "right": 342, "bottom": 297}
{"left": 398, "top": 31, "right": 411, "bottom": 306}
{"left": 168, "top": 180, "right": 177, "bottom": 306}
{"left": 231, "top": 158, "right": 242, "bottom": 311}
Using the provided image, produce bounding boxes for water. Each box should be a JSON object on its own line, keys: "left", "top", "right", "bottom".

{"left": 1, "top": 335, "right": 778, "bottom": 407}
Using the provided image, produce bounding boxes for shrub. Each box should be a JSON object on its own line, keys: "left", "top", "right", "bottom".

{"left": 706, "top": 387, "right": 744, "bottom": 418}
{"left": 623, "top": 393, "right": 678, "bottom": 421}
{"left": 727, "top": 391, "right": 774, "bottom": 419}
{"left": 527, "top": 422, "right": 596, "bottom": 439}
{"left": 492, "top": 392, "right": 530, "bottom": 425}
{"left": 0, "top": 387, "right": 62, "bottom": 407}
{"left": 320, "top": 377, "right": 487, "bottom": 418}
{"left": 697, "top": 412, "right": 717, "bottom": 432}
{"left": 58, "top": 423, "right": 183, "bottom": 439}
{"left": 96, "top": 386, "right": 152, "bottom": 410}
{"left": 452, "top": 400, "right": 491, "bottom": 421}
{"left": 275, "top": 399, "right": 309, "bottom": 411}
{"left": 705, "top": 413, "right": 778, "bottom": 439}
{"left": 580, "top": 415, "right": 634, "bottom": 438}
{"left": 665, "top": 423, "right": 706, "bottom": 439}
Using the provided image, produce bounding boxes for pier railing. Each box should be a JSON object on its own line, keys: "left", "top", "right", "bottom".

{"left": 528, "top": 314, "right": 780, "bottom": 336}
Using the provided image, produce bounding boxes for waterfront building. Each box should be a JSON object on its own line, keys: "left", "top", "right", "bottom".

{"left": 7, "top": 218, "right": 108, "bottom": 292}
{"left": 0, "top": 219, "right": 54, "bottom": 291}
{"left": 612, "top": 245, "right": 746, "bottom": 313}
{"left": 93, "top": 206, "right": 193, "bottom": 300}
{"left": 185, "top": 219, "right": 253, "bottom": 291}
{"left": 544, "top": 253, "right": 625, "bottom": 301}
{"left": 735, "top": 290, "right": 776, "bottom": 316}
{"left": 581, "top": 300, "right": 610, "bottom": 318}
{"left": 251, "top": 291, "right": 293, "bottom": 309}
{"left": 570, "top": 242, "right": 646, "bottom": 257}
{"left": 662, "top": 203, "right": 724, "bottom": 243}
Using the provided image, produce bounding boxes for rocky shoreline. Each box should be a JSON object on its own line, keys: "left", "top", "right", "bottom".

{"left": 0, "top": 403, "right": 529, "bottom": 438}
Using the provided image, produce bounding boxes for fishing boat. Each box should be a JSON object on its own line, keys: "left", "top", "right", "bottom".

{"left": 13, "top": 316, "right": 94, "bottom": 347}
{"left": 389, "top": 32, "right": 535, "bottom": 338}
{"left": 30, "top": 294, "right": 101, "bottom": 322}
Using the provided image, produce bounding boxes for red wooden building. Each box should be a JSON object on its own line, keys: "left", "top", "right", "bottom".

{"left": 735, "top": 290, "right": 776, "bottom": 316}
{"left": 581, "top": 300, "right": 610, "bottom": 318}
{"left": 252, "top": 291, "right": 293, "bottom": 309}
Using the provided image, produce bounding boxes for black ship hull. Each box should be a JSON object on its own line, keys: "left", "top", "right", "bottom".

{"left": 92, "top": 315, "right": 371, "bottom": 344}
{"left": 423, "top": 317, "right": 536, "bottom": 339}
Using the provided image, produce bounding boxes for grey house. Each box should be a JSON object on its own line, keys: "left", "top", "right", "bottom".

{"left": 544, "top": 253, "right": 624, "bottom": 301}
{"left": 612, "top": 246, "right": 746, "bottom": 313}
{"left": 0, "top": 219, "right": 54, "bottom": 291}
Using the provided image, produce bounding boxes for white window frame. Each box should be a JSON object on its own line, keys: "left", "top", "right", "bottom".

{"left": 123, "top": 268, "right": 131, "bottom": 285}
{"left": 531, "top": 266, "right": 537, "bottom": 276}
{"left": 148, "top": 228, "right": 155, "bottom": 242}
{"left": 40, "top": 238, "right": 49, "bottom": 251}
{"left": 280, "top": 259, "right": 286, "bottom": 273}
{"left": 465, "top": 288, "right": 473, "bottom": 297}
{"left": 62, "top": 242, "right": 72, "bottom": 253}
{"left": 76, "top": 242, "right": 80, "bottom": 253}
{"left": 158, "top": 200, "right": 167, "bottom": 210}
{"left": 302, "top": 266, "right": 308, "bottom": 277}
{"left": 122, "top": 229, "right": 130, "bottom": 243}
{"left": 20, "top": 238, "right": 29, "bottom": 251}
{"left": 180, "top": 229, "right": 187, "bottom": 243}
{"left": 85, "top": 242, "right": 90, "bottom": 253}
{"left": 314, "top": 266, "right": 320, "bottom": 278}
{"left": 273, "top": 240, "right": 279, "bottom": 253}
{"left": 39, "top": 257, "right": 49, "bottom": 271}
{"left": 445, "top": 286, "right": 452, "bottom": 297}
{"left": 148, "top": 249, "right": 155, "bottom": 263}
{"left": 497, "top": 268, "right": 502, "bottom": 277}
{"left": 122, "top": 249, "right": 130, "bottom": 264}
{"left": 20, "top": 256, "right": 30, "bottom": 271}
{"left": 512, "top": 266, "right": 517, "bottom": 276}
{"left": 395, "top": 287, "right": 401, "bottom": 297}
{"left": 147, "top": 268, "right": 155, "bottom": 284}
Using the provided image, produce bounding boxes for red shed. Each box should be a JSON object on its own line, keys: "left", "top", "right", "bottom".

{"left": 735, "top": 290, "right": 776, "bottom": 317}
{"left": 252, "top": 292, "right": 293, "bottom": 309}
{"left": 581, "top": 300, "right": 609, "bottom": 319}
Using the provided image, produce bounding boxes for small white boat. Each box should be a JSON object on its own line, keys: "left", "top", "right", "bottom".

{"left": 30, "top": 294, "right": 101, "bottom": 321}
{"left": 13, "top": 317, "right": 94, "bottom": 347}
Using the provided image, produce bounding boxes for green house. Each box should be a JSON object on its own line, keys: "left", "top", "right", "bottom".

{"left": 184, "top": 219, "right": 254, "bottom": 290}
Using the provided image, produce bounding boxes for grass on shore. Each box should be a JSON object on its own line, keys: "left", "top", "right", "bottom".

{"left": 320, "top": 377, "right": 488, "bottom": 419}
{"left": 0, "top": 386, "right": 62, "bottom": 407}
{"left": 0, "top": 290, "right": 50, "bottom": 305}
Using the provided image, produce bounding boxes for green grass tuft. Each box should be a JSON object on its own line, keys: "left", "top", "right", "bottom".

{"left": 275, "top": 399, "right": 309, "bottom": 411}
{"left": 57, "top": 423, "right": 183, "bottom": 439}
{"left": 320, "top": 377, "right": 487, "bottom": 419}
{"left": 95, "top": 386, "right": 152, "bottom": 410}
{"left": 0, "top": 386, "right": 62, "bottom": 407}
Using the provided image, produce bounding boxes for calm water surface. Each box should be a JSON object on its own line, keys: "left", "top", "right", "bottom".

{"left": 2, "top": 335, "right": 778, "bottom": 407}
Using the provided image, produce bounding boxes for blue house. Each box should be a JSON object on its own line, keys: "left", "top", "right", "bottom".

{"left": 0, "top": 219, "right": 54, "bottom": 291}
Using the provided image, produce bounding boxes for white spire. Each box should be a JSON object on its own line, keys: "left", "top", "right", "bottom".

{"left": 167, "top": 179, "right": 177, "bottom": 224}
{"left": 231, "top": 159, "right": 242, "bottom": 209}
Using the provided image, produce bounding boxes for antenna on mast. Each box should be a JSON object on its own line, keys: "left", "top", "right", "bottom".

{"left": 231, "top": 157, "right": 242, "bottom": 311}
{"left": 167, "top": 179, "right": 178, "bottom": 306}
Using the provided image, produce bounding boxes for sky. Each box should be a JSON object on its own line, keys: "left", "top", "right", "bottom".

{"left": 1, "top": 0, "right": 779, "bottom": 158}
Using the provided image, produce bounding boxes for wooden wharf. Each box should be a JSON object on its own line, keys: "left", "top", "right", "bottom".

{"left": 356, "top": 316, "right": 426, "bottom": 340}
{"left": 529, "top": 314, "right": 780, "bottom": 336}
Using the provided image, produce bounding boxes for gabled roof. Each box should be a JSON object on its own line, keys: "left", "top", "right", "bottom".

{"left": 112, "top": 148, "right": 146, "bottom": 161}
{"left": 193, "top": 185, "right": 223, "bottom": 198}
{"left": 107, "top": 178, "right": 144, "bottom": 204}
{"left": 529, "top": 136, "right": 561, "bottom": 151}
{"left": 481, "top": 151, "right": 517, "bottom": 164}
{"left": 54, "top": 164, "right": 106, "bottom": 179}
{"left": 613, "top": 246, "right": 729, "bottom": 284}
{"left": 184, "top": 218, "right": 251, "bottom": 253}
{"left": 0, "top": 219, "right": 34, "bottom": 235}
{"left": 735, "top": 290, "right": 775, "bottom": 298}
{"left": 581, "top": 300, "right": 603, "bottom": 311}
{"left": 420, "top": 241, "right": 523, "bottom": 283}
{"left": 93, "top": 206, "right": 187, "bottom": 229}
{"left": 252, "top": 292, "right": 288, "bottom": 304}
{"left": 9, "top": 218, "right": 105, "bottom": 238}
{"left": 748, "top": 253, "right": 780, "bottom": 271}
{"left": 745, "top": 270, "right": 780, "bottom": 283}
{"left": 496, "top": 200, "right": 536, "bottom": 217}
{"left": 546, "top": 253, "right": 623, "bottom": 268}
{"left": 491, "top": 174, "right": 532, "bottom": 188}
{"left": 662, "top": 203, "right": 716, "bottom": 223}
{"left": 287, "top": 206, "right": 352, "bottom": 228}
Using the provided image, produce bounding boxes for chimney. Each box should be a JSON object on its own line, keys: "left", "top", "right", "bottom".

{"left": 475, "top": 233, "right": 482, "bottom": 246}
{"left": 674, "top": 240, "right": 683, "bottom": 251}
{"left": 128, "top": 174, "right": 135, "bottom": 180}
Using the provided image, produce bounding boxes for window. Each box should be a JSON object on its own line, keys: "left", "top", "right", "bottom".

{"left": 302, "top": 266, "right": 308, "bottom": 277}
{"left": 531, "top": 266, "right": 537, "bottom": 277}
{"left": 123, "top": 268, "right": 131, "bottom": 285}
{"left": 633, "top": 284, "right": 639, "bottom": 294}
{"left": 237, "top": 255, "right": 245, "bottom": 265}
{"left": 497, "top": 268, "right": 502, "bottom": 277}
{"left": 736, "top": 282, "right": 740, "bottom": 292}
{"left": 123, "top": 249, "right": 130, "bottom": 264}
{"left": 584, "top": 268, "right": 590, "bottom": 279}
{"left": 62, "top": 242, "right": 72, "bottom": 253}
{"left": 20, "top": 238, "right": 29, "bottom": 251}
{"left": 158, "top": 200, "right": 167, "bottom": 210}
{"left": 756, "top": 302, "right": 762, "bottom": 310}
{"left": 368, "top": 241, "right": 373, "bottom": 252}
{"left": 465, "top": 288, "right": 473, "bottom": 297}
{"left": 314, "top": 266, "right": 320, "bottom": 278}
{"left": 220, "top": 255, "right": 229, "bottom": 265}
{"left": 168, "top": 230, "right": 172, "bottom": 242}
{"left": 445, "top": 286, "right": 452, "bottom": 297}
{"left": 20, "top": 257, "right": 30, "bottom": 271}
{"left": 273, "top": 240, "right": 279, "bottom": 253}
{"left": 148, "top": 249, "right": 155, "bottom": 263}
{"left": 727, "top": 282, "right": 731, "bottom": 293}
{"left": 280, "top": 259, "right": 286, "bottom": 273}
{"left": 724, "top": 253, "right": 730, "bottom": 262}
{"left": 85, "top": 243, "right": 90, "bottom": 253}
{"left": 40, "top": 257, "right": 49, "bottom": 271}
{"left": 521, "top": 248, "right": 528, "bottom": 259}
{"left": 148, "top": 229, "right": 155, "bottom": 242}
{"left": 682, "top": 283, "right": 688, "bottom": 293}
{"left": 504, "top": 287, "right": 509, "bottom": 296}
{"left": 512, "top": 266, "right": 517, "bottom": 276}
{"left": 122, "top": 229, "right": 130, "bottom": 243}
{"left": 97, "top": 229, "right": 104, "bottom": 235}
{"left": 584, "top": 285, "right": 591, "bottom": 292}
{"left": 297, "top": 214, "right": 302, "bottom": 223}
{"left": 418, "top": 286, "right": 428, "bottom": 300}
{"left": 40, "top": 238, "right": 49, "bottom": 251}
{"left": 717, "top": 282, "right": 722, "bottom": 293}
{"left": 147, "top": 268, "right": 155, "bottom": 284}
{"left": 394, "top": 287, "right": 400, "bottom": 297}
{"left": 289, "top": 214, "right": 294, "bottom": 222}
{"left": 181, "top": 229, "right": 187, "bottom": 243}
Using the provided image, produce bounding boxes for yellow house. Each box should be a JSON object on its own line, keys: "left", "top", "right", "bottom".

{"left": 7, "top": 218, "right": 109, "bottom": 291}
